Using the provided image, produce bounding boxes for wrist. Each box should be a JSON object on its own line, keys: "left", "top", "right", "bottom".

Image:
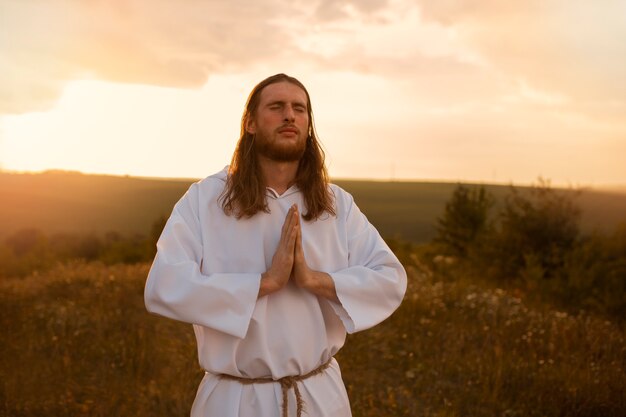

{"left": 297, "top": 270, "right": 339, "bottom": 302}
{"left": 295, "top": 267, "right": 316, "bottom": 290}
{"left": 259, "top": 272, "right": 281, "bottom": 297}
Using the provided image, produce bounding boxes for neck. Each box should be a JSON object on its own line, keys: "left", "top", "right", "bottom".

{"left": 258, "top": 155, "right": 300, "bottom": 195}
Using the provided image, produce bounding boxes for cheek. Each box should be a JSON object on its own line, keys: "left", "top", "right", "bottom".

{"left": 259, "top": 113, "right": 281, "bottom": 128}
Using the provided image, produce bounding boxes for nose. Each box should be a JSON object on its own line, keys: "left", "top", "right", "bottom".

{"left": 283, "top": 106, "right": 295, "bottom": 122}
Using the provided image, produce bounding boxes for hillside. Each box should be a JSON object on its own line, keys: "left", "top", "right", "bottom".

{"left": 1, "top": 170, "right": 625, "bottom": 243}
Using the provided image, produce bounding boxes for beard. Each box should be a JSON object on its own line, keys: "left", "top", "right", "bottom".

{"left": 254, "top": 131, "right": 307, "bottom": 162}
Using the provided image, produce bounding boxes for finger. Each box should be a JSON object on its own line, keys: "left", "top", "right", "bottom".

{"left": 286, "top": 218, "right": 298, "bottom": 252}
{"left": 278, "top": 208, "right": 297, "bottom": 256}
{"left": 290, "top": 205, "right": 298, "bottom": 229}
{"left": 280, "top": 205, "right": 295, "bottom": 241}
{"left": 287, "top": 205, "right": 300, "bottom": 237}
{"left": 294, "top": 224, "right": 303, "bottom": 256}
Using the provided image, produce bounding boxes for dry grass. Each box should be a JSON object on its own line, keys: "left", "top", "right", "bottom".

{"left": 1, "top": 260, "right": 624, "bottom": 416}
{"left": 338, "top": 255, "right": 625, "bottom": 416}
{"left": 0, "top": 262, "right": 198, "bottom": 416}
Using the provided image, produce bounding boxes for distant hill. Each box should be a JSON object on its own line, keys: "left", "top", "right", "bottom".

{"left": 0, "top": 171, "right": 191, "bottom": 240}
{"left": 1, "top": 171, "right": 625, "bottom": 243}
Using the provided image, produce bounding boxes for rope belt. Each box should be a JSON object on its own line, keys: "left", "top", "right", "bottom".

{"left": 219, "top": 358, "right": 333, "bottom": 417}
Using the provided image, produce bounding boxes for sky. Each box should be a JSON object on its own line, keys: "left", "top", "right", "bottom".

{"left": 1, "top": 0, "right": 625, "bottom": 186}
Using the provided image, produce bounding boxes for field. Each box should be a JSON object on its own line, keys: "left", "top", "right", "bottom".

{"left": 1, "top": 171, "right": 625, "bottom": 416}
{"left": 2, "top": 171, "right": 626, "bottom": 243}
{"left": 1, "top": 257, "right": 624, "bottom": 416}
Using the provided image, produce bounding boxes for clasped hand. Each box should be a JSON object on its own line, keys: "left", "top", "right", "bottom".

{"left": 259, "top": 204, "right": 338, "bottom": 301}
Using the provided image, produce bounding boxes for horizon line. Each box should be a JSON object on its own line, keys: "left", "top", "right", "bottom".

{"left": 1, "top": 167, "right": 625, "bottom": 191}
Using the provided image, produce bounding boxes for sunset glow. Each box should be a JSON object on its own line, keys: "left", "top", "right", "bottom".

{"left": 1, "top": 0, "right": 625, "bottom": 185}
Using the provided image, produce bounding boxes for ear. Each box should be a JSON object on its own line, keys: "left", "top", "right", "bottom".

{"left": 245, "top": 116, "right": 257, "bottom": 134}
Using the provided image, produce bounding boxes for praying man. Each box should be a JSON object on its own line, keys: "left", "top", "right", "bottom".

{"left": 144, "top": 73, "right": 407, "bottom": 417}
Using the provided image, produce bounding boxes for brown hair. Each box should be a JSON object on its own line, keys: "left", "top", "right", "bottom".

{"left": 220, "top": 73, "right": 335, "bottom": 221}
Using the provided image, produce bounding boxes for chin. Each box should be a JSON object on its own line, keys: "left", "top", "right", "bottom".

{"left": 268, "top": 148, "right": 306, "bottom": 162}
{"left": 258, "top": 140, "right": 306, "bottom": 162}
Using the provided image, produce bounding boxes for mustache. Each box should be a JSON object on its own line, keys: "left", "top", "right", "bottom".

{"left": 277, "top": 124, "right": 300, "bottom": 133}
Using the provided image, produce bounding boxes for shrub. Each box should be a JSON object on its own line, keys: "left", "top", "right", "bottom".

{"left": 492, "top": 179, "right": 580, "bottom": 280}
{"left": 556, "top": 224, "right": 626, "bottom": 317}
{"left": 434, "top": 185, "right": 494, "bottom": 257}
{"left": 434, "top": 179, "right": 626, "bottom": 319}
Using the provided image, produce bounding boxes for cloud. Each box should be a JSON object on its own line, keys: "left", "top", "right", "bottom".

{"left": 313, "top": 0, "right": 390, "bottom": 21}
{"left": 2, "top": 0, "right": 625, "bottom": 131}
{"left": 416, "top": 0, "right": 626, "bottom": 105}
{"left": 0, "top": 0, "right": 296, "bottom": 115}
{"left": 1, "top": 0, "right": 471, "bottom": 115}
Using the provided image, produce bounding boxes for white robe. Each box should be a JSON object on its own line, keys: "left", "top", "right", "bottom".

{"left": 144, "top": 168, "right": 407, "bottom": 417}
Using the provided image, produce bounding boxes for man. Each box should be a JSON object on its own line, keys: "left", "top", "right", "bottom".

{"left": 145, "top": 73, "right": 407, "bottom": 417}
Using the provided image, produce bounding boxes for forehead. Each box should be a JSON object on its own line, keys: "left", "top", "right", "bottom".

{"left": 259, "top": 81, "right": 308, "bottom": 106}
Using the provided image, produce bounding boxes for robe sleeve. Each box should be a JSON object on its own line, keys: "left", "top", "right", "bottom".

{"left": 328, "top": 191, "right": 407, "bottom": 334}
{"left": 144, "top": 183, "right": 260, "bottom": 339}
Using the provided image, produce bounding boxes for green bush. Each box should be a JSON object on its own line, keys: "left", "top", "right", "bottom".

{"left": 435, "top": 185, "right": 494, "bottom": 257}
{"left": 493, "top": 179, "right": 580, "bottom": 280}
{"left": 555, "top": 224, "right": 626, "bottom": 317}
{"left": 434, "top": 180, "right": 625, "bottom": 320}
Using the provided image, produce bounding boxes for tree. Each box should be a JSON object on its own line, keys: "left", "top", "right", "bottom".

{"left": 494, "top": 178, "right": 580, "bottom": 279}
{"left": 435, "top": 185, "right": 494, "bottom": 257}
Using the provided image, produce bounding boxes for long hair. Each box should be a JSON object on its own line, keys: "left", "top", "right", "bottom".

{"left": 220, "top": 73, "right": 335, "bottom": 221}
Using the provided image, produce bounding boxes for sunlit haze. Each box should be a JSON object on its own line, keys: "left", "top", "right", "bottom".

{"left": 1, "top": 0, "right": 625, "bottom": 186}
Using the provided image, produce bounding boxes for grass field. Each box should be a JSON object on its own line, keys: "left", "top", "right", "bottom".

{"left": 1, "top": 170, "right": 625, "bottom": 416}
{"left": 2, "top": 171, "right": 626, "bottom": 243}
{"left": 1, "top": 257, "right": 623, "bottom": 416}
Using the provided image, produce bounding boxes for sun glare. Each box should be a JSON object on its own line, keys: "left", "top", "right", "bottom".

{"left": 1, "top": 78, "right": 251, "bottom": 178}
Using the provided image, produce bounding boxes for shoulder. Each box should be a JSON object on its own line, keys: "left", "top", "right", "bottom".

{"left": 176, "top": 168, "right": 228, "bottom": 208}
{"left": 328, "top": 183, "right": 357, "bottom": 214}
{"left": 328, "top": 183, "right": 374, "bottom": 235}
{"left": 199, "top": 166, "right": 228, "bottom": 187}
{"left": 190, "top": 167, "right": 228, "bottom": 195}
{"left": 329, "top": 183, "right": 350, "bottom": 199}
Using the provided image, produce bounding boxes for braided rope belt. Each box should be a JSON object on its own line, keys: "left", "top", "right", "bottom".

{"left": 219, "top": 358, "right": 333, "bottom": 417}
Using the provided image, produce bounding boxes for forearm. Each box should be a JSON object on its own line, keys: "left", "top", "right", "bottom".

{"left": 299, "top": 270, "right": 339, "bottom": 303}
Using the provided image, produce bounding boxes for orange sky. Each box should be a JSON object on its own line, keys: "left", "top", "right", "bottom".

{"left": 1, "top": 0, "right": 625, "bottom": 186}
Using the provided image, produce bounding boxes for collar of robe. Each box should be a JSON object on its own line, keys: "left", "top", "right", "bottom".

{"left": 265, "top": 185, "right": 299, "bottom": 199}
